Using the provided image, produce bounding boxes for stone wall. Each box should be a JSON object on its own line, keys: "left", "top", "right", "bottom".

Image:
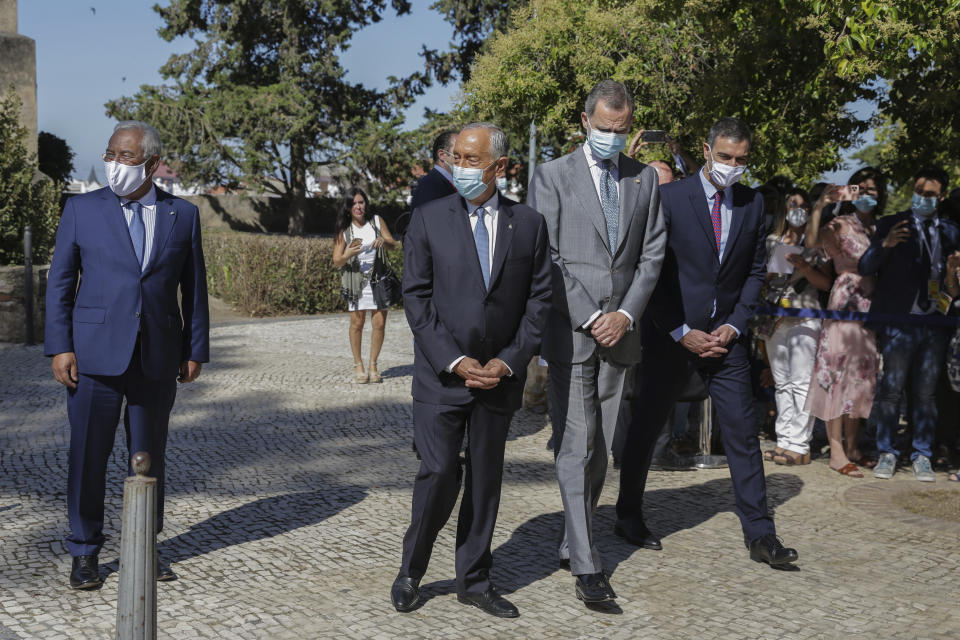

{"left": 0, "top": 0, "right": 38, "bottom": 158}
{"left": 0, "top": 264, "right": 46, "bottom": 343}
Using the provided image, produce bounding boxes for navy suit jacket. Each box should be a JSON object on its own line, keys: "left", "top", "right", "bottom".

{"left": 402, "top": 192, "right": 552, "bottom": 413}
{"left": 410, "top": 167, "right": 457, "bottom": 212}
{"left": 858, "top": 210, "right": 960, "bottom": 317}
{"left": 44, "top": 186, "right": 210, "bottom": 380}
{"left": 645, "top": 174, "right": 767, "bottom": 337}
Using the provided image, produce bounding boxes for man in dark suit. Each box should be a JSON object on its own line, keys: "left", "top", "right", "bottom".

{"left": 409, "top": 130, "right": 458, "bottom": 211}
{"left": 528, "top": 79, "right": 666, "bottom": 605}
{"left": 45, "top": 121, "right": 209, "bottom": 589}
{"left": 390, "top": 122, "right": 551, "bottom": 618}
{"left": 859, "top": 165, "right": 960, "bottom": 481}
{"left": 616, "top": 117, "right": 799, "bottom": 567}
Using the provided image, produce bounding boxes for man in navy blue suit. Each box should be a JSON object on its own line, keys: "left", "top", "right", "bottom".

{"left": 390, "top": 122, "right": 551, "bottom": 618}
{"left": 616, "top": 117, "right": 799, "bottom": 567}
{"left": 409, "top": 130, "right": 458, "bottom": 212}
{"left": 859, "top": 165, "right": 960, "bottom": 482}
{"left": 45, "top": 121, "right": 209, "bottom": 589}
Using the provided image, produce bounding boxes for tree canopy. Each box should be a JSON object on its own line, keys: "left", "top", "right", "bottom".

{"left": 0, "top": 90, "right": 61, "bottom": 265}
{"left": 107, "top": 0, "right": 430, "bottom": 233}
{"left": 37, "top": 131, "right": 75, "bottom": 185}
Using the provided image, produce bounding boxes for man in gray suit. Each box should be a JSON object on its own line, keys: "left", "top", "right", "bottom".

{"left": 528, "top": 79, "right": 666, "bottom": 605}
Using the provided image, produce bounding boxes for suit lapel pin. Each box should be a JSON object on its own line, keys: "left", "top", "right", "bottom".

{"left": 635, "top": 178, "right": 641, "bottom": 183}
{"left": 508, "top": 224, "right": 513, "bottom": 229}
{"left": 169, "top": 210, "right": 175, "bottom": 215}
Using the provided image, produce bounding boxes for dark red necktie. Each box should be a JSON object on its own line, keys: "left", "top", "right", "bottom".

{"left": 711, "top": 190, "right": 723, "bottom": 250}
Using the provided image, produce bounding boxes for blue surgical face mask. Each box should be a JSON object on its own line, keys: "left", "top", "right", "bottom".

{"left": 912, "top": 193, "right": 939, "bottom": 218}
{"left": 586, "top": 118, "right": 628, "bottom": 159}
{"left": 496, "top": 176, "right": 507, "bottom": 192}
{"left": 453, "top": 161, "right": 496, "bottom": 201}
{"left": 852, "top": 194, "right": 877, "bottom": 213}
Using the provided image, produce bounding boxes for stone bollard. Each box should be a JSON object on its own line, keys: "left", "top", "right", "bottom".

{"left": 115, "top": 452, "right": 157, "bottom": 640}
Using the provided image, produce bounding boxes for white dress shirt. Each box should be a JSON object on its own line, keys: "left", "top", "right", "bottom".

{"left": 120, "top": 184, "right": 158, "bottom": 271}
{"left": 447, "top": 191, "right": 512, "bottom": 375}
{"left": 670, "top": 169, "right": 740, "bottom": 341}
{"left": 579, "top": 145, "right": 634, "bottom": 330}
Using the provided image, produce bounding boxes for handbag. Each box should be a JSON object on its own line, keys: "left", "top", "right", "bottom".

{"left": 370, "top": 249, "right": 402, "bottom": 307}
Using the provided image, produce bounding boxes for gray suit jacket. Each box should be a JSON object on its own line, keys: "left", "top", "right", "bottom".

{"left": 528, "top": 146, "right": 666, "bottom": 365}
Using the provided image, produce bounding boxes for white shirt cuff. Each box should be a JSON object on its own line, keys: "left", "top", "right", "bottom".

{"left": 447, "top": 356, "right": 466, "bottom": 373}
{"left": 616, "top": 309, "right": 634, "bottom": 327}
{"left": 722, "top": 323, "right": 741, "bottom": 337}
{"left": 670, "top": 324, "right": 691, "bottom": 341}
{"left": 581, "top": 310, "right": 602, "bottom": 330}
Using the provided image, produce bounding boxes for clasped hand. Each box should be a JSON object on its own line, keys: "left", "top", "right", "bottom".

{"left": 680, "top": 326, "right": 736, "bottom": 358}
{"left": 591, "top": 312, "right": 630, "bottom": 347}
{"left": 454, "top": 357, "right": 510, "bottom": 390}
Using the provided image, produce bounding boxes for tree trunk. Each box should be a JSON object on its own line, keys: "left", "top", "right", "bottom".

{"left": 287, "top": 138, "right": 307, "bottom": 235}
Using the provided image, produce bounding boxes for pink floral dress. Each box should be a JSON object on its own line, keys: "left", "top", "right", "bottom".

{"left": 805, "top": 214, "right": 880, "bottom": 421}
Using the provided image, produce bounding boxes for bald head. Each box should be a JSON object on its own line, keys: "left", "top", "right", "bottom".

{"left": 649, "top": 160, "right": 674, "bottom": 185}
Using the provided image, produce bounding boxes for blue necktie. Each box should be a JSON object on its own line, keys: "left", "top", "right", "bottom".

{"left": 474, "top": 207, "right": 491, "bottom": 288}
{"left": 127, "top": 201, "right": 145, "bottom": 267}
{"left": 599, "top": 159, "right": 619, "bottom": 251}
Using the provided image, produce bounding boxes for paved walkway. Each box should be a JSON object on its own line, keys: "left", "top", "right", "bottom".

{"left": 1, "top": 313, "right": 959, "bottom": 639}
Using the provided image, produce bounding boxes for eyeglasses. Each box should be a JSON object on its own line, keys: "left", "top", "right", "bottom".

{"left": 101, "top": 151, "right": 142, "bottom": 164}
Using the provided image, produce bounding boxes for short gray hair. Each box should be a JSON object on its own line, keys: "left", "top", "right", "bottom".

{"left": 707, "top": 117, "right": 752, "bottom": 148}
{"left": 113, "top": 120, "right": 163, "bottom": 159}
{"left": 585, "top": 79, "right": 634, "bottom": 117}
{"left": 460, "top": 122, "right": 508, "bottom": 159}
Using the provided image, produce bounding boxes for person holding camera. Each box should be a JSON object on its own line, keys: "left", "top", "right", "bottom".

{"left": 333, "top": 187, "right": 398, "bottom": 383}
{"left": 804, "top": 167, "right": 885, "bottom": 477}
{"left": 761, "top": 189, "right": 831, "bottom": 465}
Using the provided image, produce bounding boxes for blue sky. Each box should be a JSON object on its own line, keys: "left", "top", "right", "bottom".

{"left": 18, "top": 1, "right": 872, "bottom": 185}
{"left": 19, "top": 0, "right": 457, "bottom": 181}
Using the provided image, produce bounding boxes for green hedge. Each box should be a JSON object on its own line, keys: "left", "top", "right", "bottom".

{"left": 203, "top": 230, "right": 404, "bottom": 317}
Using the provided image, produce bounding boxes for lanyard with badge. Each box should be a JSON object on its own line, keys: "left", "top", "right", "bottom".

{"left": 915, "top": 216, "right": 951, "bottom": 313}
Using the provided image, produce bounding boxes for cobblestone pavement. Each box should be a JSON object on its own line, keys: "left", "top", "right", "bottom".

{"left": 2, "top": 313, "right": 960, "bottom": 639}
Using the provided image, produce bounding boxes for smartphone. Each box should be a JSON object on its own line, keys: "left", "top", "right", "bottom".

{"left": 837, "top": 184, "right": 860, "bottom": 201}
{"left": 641, "top": 130, "right": 668, "bottom": 143}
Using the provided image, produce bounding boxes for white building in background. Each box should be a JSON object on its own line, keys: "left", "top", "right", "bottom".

{"left": 65, "top": 166, "right": 102, "bottom": 194}
{"left": 153, "top": 162, "right": 203, "bottom": 196}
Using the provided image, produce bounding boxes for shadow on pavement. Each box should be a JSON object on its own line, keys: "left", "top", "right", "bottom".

{"left": 491, "top": 472, "right": 804, "bottom": 594}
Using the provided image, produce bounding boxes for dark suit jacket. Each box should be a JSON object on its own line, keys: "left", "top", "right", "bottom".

{"left": 410, "top": 167, "right": 457, "bottom": 212}
{"left": 646, "top": 174, "right": 767, "bottom": 336}
{"left": 403, "top": 193, "right": 552, "bottom": 413}
{"left": 858, "top": 210, "right": 960, "bottom": 317}
{"left": 44, "top": 187, "right": 210, "bottom": 380}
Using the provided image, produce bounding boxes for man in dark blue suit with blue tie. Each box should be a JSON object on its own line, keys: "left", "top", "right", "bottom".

{"left": 45, "top": 121, "right": 209, "bottom": 589}
{"left": 390, "top": 122, "right": 552, "bottom": 618}
{"left": 616, "top": 118, "right": 799, "bottom": 567}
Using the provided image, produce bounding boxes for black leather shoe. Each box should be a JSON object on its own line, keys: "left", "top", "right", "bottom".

{"left": 69, "top": 555, "right": 101, "bottom": 590}
{"left": 457, "top": 587, "right": 519, "bottom": 618}
{"left": 574, "top": 573, "right": 616, "bottom": 603}
{"left": 614, "top": 520, "right": 662, "bottom": 550}
{"left": 157, "top": 560, "right": 176, "bottom": 582}
{"left": 391, "top": 576, "right": 420, "bottom": 612}
{"left": 558, "top": 558, "right": 570, "bottom": 571}
{"left": 749, "top": 534, "right": 798, "bottom": 566}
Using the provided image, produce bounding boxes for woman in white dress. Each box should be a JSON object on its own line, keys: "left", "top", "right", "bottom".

{"left": 332, "top": 188, "right": 398, "bottom": 383}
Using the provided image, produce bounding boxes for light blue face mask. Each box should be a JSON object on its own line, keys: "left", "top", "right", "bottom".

{"left": 496, "top": 177, "right": 507, "bottom": 192}
{"left": 912, "top": 193, "right": 939, "bottom": 217}
{"left": 852, "top": 194, "right": 877, "bottom": 213}
{"left": 453, "top": 160, "right": 496, "bottom": 201}
{"left": 587, "top": 118, "right": 628, "bottom": 160}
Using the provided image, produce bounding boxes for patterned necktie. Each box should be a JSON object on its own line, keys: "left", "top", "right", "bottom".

{"left": 127, "top": 201, "right": 145, "bottom": 267}
{"left": 474, "top": 207, "right": 490, "bottom": 288}
{"left": 710, "top": 190, "right": 724, "bottom": 251}
{"left": 599, "top": 159, "right": 619, "bottom": 251}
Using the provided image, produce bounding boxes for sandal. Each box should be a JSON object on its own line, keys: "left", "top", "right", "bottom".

{"left": 369, "top": 360, "right": 383, "bottom": 384}
{"left": 763, "top": 447, "right": 785, "bottom": 461}
{"left": 949, "top": 472, "right": 959, "bottom": 482}
{"left": 773, "top": 450, "right": 812, "bottom": 466}
{"left": 354, "top": 362, "right": 369, "bottom": 384}
{"left": 831, "top": 462, "right": 863, "bottom": 478}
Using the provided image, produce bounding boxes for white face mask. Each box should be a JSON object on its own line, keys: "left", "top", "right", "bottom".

{"left": 104, "top": 159, "right": 151, "bottom": 197}
{"left": 706, "top": 144, "right": 746, "bottom": 188}
{"left": 786, "top": 207, "right": 809, "bottom": 228}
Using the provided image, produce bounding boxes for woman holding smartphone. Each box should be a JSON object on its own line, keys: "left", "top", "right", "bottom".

{"left": 333, "top": 187, "right": 397, "bottom": 383}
